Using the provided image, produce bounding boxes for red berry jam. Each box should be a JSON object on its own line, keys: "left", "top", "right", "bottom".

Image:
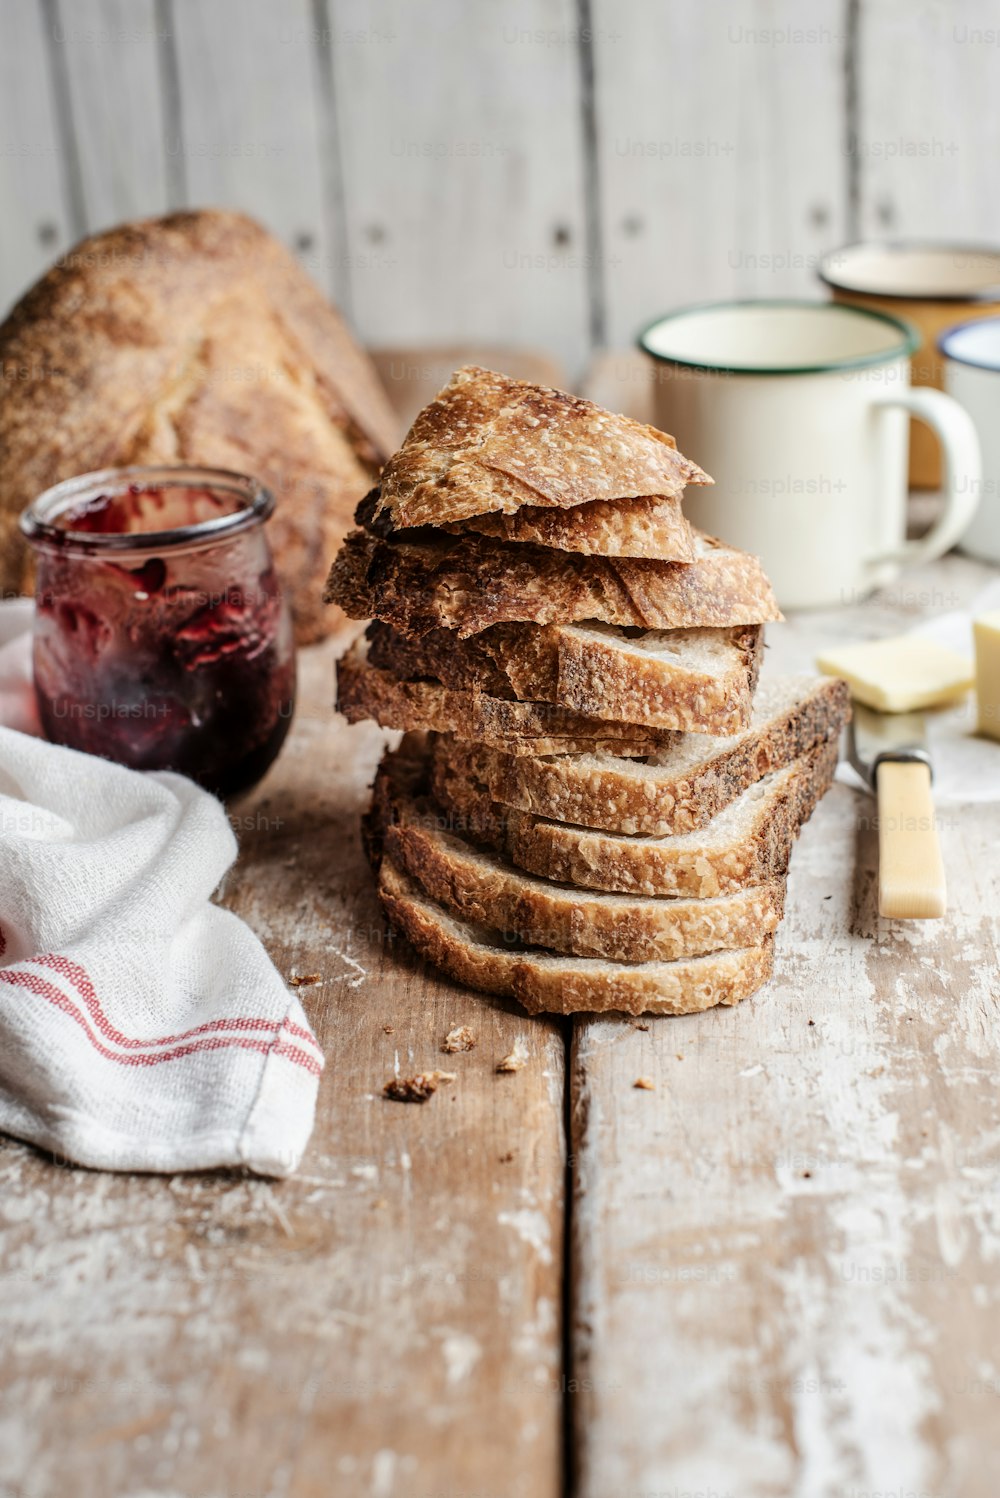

{"left": 21, "top": 469, "right": 295, "bottom": 798}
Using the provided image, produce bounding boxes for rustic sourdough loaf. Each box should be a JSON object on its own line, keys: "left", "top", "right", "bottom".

{"left": 0, "top": 210, "right": 399, "bottom": 642}
{"left": 429, "top": 675, "right": 850, "bottom": 835}
{"left": 378, "top": 857, "right": 775, "bottom": 1016}
{"left": 366, "top": 619, "right": 764, "bottom": 733}
{"left": 324, "top": 526, "right": 781, "bottom": 636}
{"left": 432, "top": 735, "right": 840, "bottom": 898}
{"left": 369, "top": 364, "right": 712, "bottom": 533}
{"left": 336, "top": 635, "right": 666, "bottom": 756}
{"left": 368, "top": 735, "right": 786, "bottom": 962}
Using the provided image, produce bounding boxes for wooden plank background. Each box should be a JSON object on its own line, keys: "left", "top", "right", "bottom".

{"left": 4, "top": 0, "right": 1000, "bottom": 371}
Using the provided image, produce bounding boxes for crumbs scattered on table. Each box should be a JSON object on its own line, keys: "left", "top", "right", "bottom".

{"left": 382, "top": 1024, "right": 395, "bottom": 1034}
{"left": 496, "top": 1038, "right": 529, "bottom": 1074}
{"left": 499, "top": 1151, "right": 514, "bottom": 1163}
{"left": 383, "top": 1070, "right": 457, "bottom": 1103}
{"left": 633, "top": 1021, "right": 650, "bottom": 1031}
{"left": 442, "top": 1025, "right": 476, "bottom": 1054}
{"left": 633, "top": 1077, "right": 655, "bottom": 1091}
{"left": 675, "top": 1052, "right": 684, "bottom": 1061}
{"left": 288, "top": 972, "right": 322, "bottom": 988}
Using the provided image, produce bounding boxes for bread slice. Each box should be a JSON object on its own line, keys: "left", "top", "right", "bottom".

{"left": 430, "top": 675, "right": 850, "bottom": 835}
{"left": 433, "top": 735, "right": 840, "bottom": 898}
{"left": 336, "top": 636, "right": 668, "bottom": 756}
{"left": 324, "top": 526, "right": 781, "bottom": 636}
{"left": 369, "top": 365, "right": 712, "bottom": 532}
{"left": 367, "top": 619, "right": 763, "bottom": 734}
{"left": 368, "top": 738, "right": 786, "bottom": 962}
{"left": 377, "top": 857, "right": 774, "bottom": 1016}
{"left": 444, "top": 494, "right": 697, "bottom": 560}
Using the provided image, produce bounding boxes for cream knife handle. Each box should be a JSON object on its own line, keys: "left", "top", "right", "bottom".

{"left": 876, "top": 760, "right": 946, "bottom": 919}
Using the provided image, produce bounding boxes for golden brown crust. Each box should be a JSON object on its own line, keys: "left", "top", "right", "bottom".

{"left": 435, "top": 676, "right": 851, "bottom": 834}
{"left": 444, "top": 494, "right": 697, "bottom": 560}
{"left": 0, "top": 210, "right": 400, "bottom": 642}
{"left": 377, "top": 857, "right": 775, "bottom": 1016}
{"left": 324, "top": 527, "right": 781, "bottom": 637}
{"left": 370, "top": 365, "right": 712, "bottom": 531}
{"left": 336, "top": 636, "right": 667, "bottom": 756}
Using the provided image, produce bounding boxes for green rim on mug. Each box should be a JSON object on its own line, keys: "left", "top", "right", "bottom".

{"left": 819, "top": 241, "right": 1000, "bottom": 303}
{"left": 638, "top": 298, "right": 919, "bottom": 377}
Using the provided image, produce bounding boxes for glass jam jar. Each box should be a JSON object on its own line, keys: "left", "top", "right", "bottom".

{"left": 20, "top": 465, "right": 295, "bottom": 798}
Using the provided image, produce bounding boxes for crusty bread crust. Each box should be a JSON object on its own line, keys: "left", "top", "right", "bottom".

{"left": 370, "top": 365, "right": 712, "bottom": 531}
{"left": 444, "top": 494, "right": 697, "bottom": 560}
{"left": 324, "top": 526, "right": 781, "bottom": 636}
{"left": 367, "top": 619, "right": 763, "bottom": 733}
{"left": 431, "top": 675, "right": 851, "bottom": 835}
{"left": 433, "top": 736, "right": 840, "bottom": 898}
{"left": 378, "top": 857, "right": 775, "bottom": 1016}
{"left": 336, "top": 636, "right": 666, "bottom": 756}
{"left": 0, "top": 210, "right": 399, "bottom": 642}
{"left": 369, "top": 739, "right": 786, "bottom": 962}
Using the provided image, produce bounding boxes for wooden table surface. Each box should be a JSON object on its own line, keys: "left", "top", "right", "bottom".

{"left": 3, "top": 355, "right": 1000, "bottom": 1498}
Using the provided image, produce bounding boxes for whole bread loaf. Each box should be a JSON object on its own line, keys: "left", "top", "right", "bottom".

{"left": 0, "top": 210, "right": 400, "bottom": 641}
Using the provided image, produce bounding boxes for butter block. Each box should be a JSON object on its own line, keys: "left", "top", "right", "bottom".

{"left": 973, "top": 609, "right": 1000, "bottom": 741}
{"left": 816, "top": 635, "right": 973, "bottom": 713}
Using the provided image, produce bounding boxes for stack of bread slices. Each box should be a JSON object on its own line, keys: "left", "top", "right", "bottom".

{"left": 325, "top": 366, "right": 850, "bottom": 1017}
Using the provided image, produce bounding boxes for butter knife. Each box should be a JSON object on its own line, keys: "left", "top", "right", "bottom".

{"left": 847, "top": 703, "right": 946, "bottom": 919}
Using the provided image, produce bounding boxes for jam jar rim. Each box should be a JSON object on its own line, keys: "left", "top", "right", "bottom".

{"left": 19, "top": 464, "right": 276, "bottom": 556}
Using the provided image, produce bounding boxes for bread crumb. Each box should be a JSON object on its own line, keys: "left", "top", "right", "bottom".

{"left": 382, "top": 1024, "right": 395, "bottom": 1034}
{"left": 633, "top": 1021, "right": 650, "bottom": 1031}
{"left": 675, "top": 1052, "right": 684, "bottom": 1061}
{"left": 442, "top": 1025, "right": 476, "bottom": 1054}
{"left": 499, "top": 1151, "right": 514, "bottom": 1164}
{"left": 383, "top": 1070, "right": 457, "bottom": 1103}
{"left": 633, "top": 1076, "right": 655, "bottom": 1091}
{"left": 289, "top": 973, "right": 322, "bottom": 988}
{"left": 496, "top": 1038, "right": 529, "bottom": 1073}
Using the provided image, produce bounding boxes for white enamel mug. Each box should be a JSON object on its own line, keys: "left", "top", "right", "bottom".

{"left": 639, "top": 300, "right": 981, "bottom": 610}
{"left": 940, "top": 316, "right": 1000, "bottom": 564}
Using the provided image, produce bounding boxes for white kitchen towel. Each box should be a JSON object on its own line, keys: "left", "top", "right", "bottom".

{"left": 0, "top": 603, "right": 323, "bottom": 1176}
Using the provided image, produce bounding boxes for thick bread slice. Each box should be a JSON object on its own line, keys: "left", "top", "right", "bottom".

{"left": 444, "top": 495, "right": 697, "bottom": 560}
{"left": 370, "top": 365, "right": 712, "bottom": 532}
{"left": 336, "top": 636, "right": 666, "bottom": 757}
{"left": 360, "top": 486, "right": 698, "bottom": 561}
{"left": 378, "top": 857, "right": 775, "bottom": 1016}
{"left": 369, "top": 740, "right": 786, "bottom": 962}
{"left": 368, "top": 619, "right": 763, "bottom": 734}
{"left": 430, "top": 675, "right": 851, "bottom": 835}
{"left": 324, "top": 526, "right": 781, "bottom": 637}
{"left": 434, "top": 735, "right": 841, "bottom": 898}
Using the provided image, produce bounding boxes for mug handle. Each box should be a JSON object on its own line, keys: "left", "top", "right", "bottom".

{"left": 870, "top": 386, "right": 981, "bottom": 566}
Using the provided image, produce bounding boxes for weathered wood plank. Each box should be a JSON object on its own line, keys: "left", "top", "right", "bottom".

{"left": 54, "top": 0, "right": 169, "bottom": 231}
{"left": 0, "top": 633, "right": 565, "bottom": 1498}
{"left": 170, "top": 0, "right": 335, "bottom": 289}
{"left": 0, "top": 0, "right": 73, "bottom": 310}
{"left": 571, "top": 546, "right": 1000, "bottom": 1496}
{"left": 590, "top": 0, "right": 848, "bottom": 347}
{"left": 858, "top": 0, "right": 1000, "bottom": 238}
{"left": 330, "top": 0, "right": 591, "bottom": 374}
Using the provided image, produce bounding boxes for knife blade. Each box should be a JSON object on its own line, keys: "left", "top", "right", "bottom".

{"left": 847, "top": 703, "right": 945, "bottom": 919}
